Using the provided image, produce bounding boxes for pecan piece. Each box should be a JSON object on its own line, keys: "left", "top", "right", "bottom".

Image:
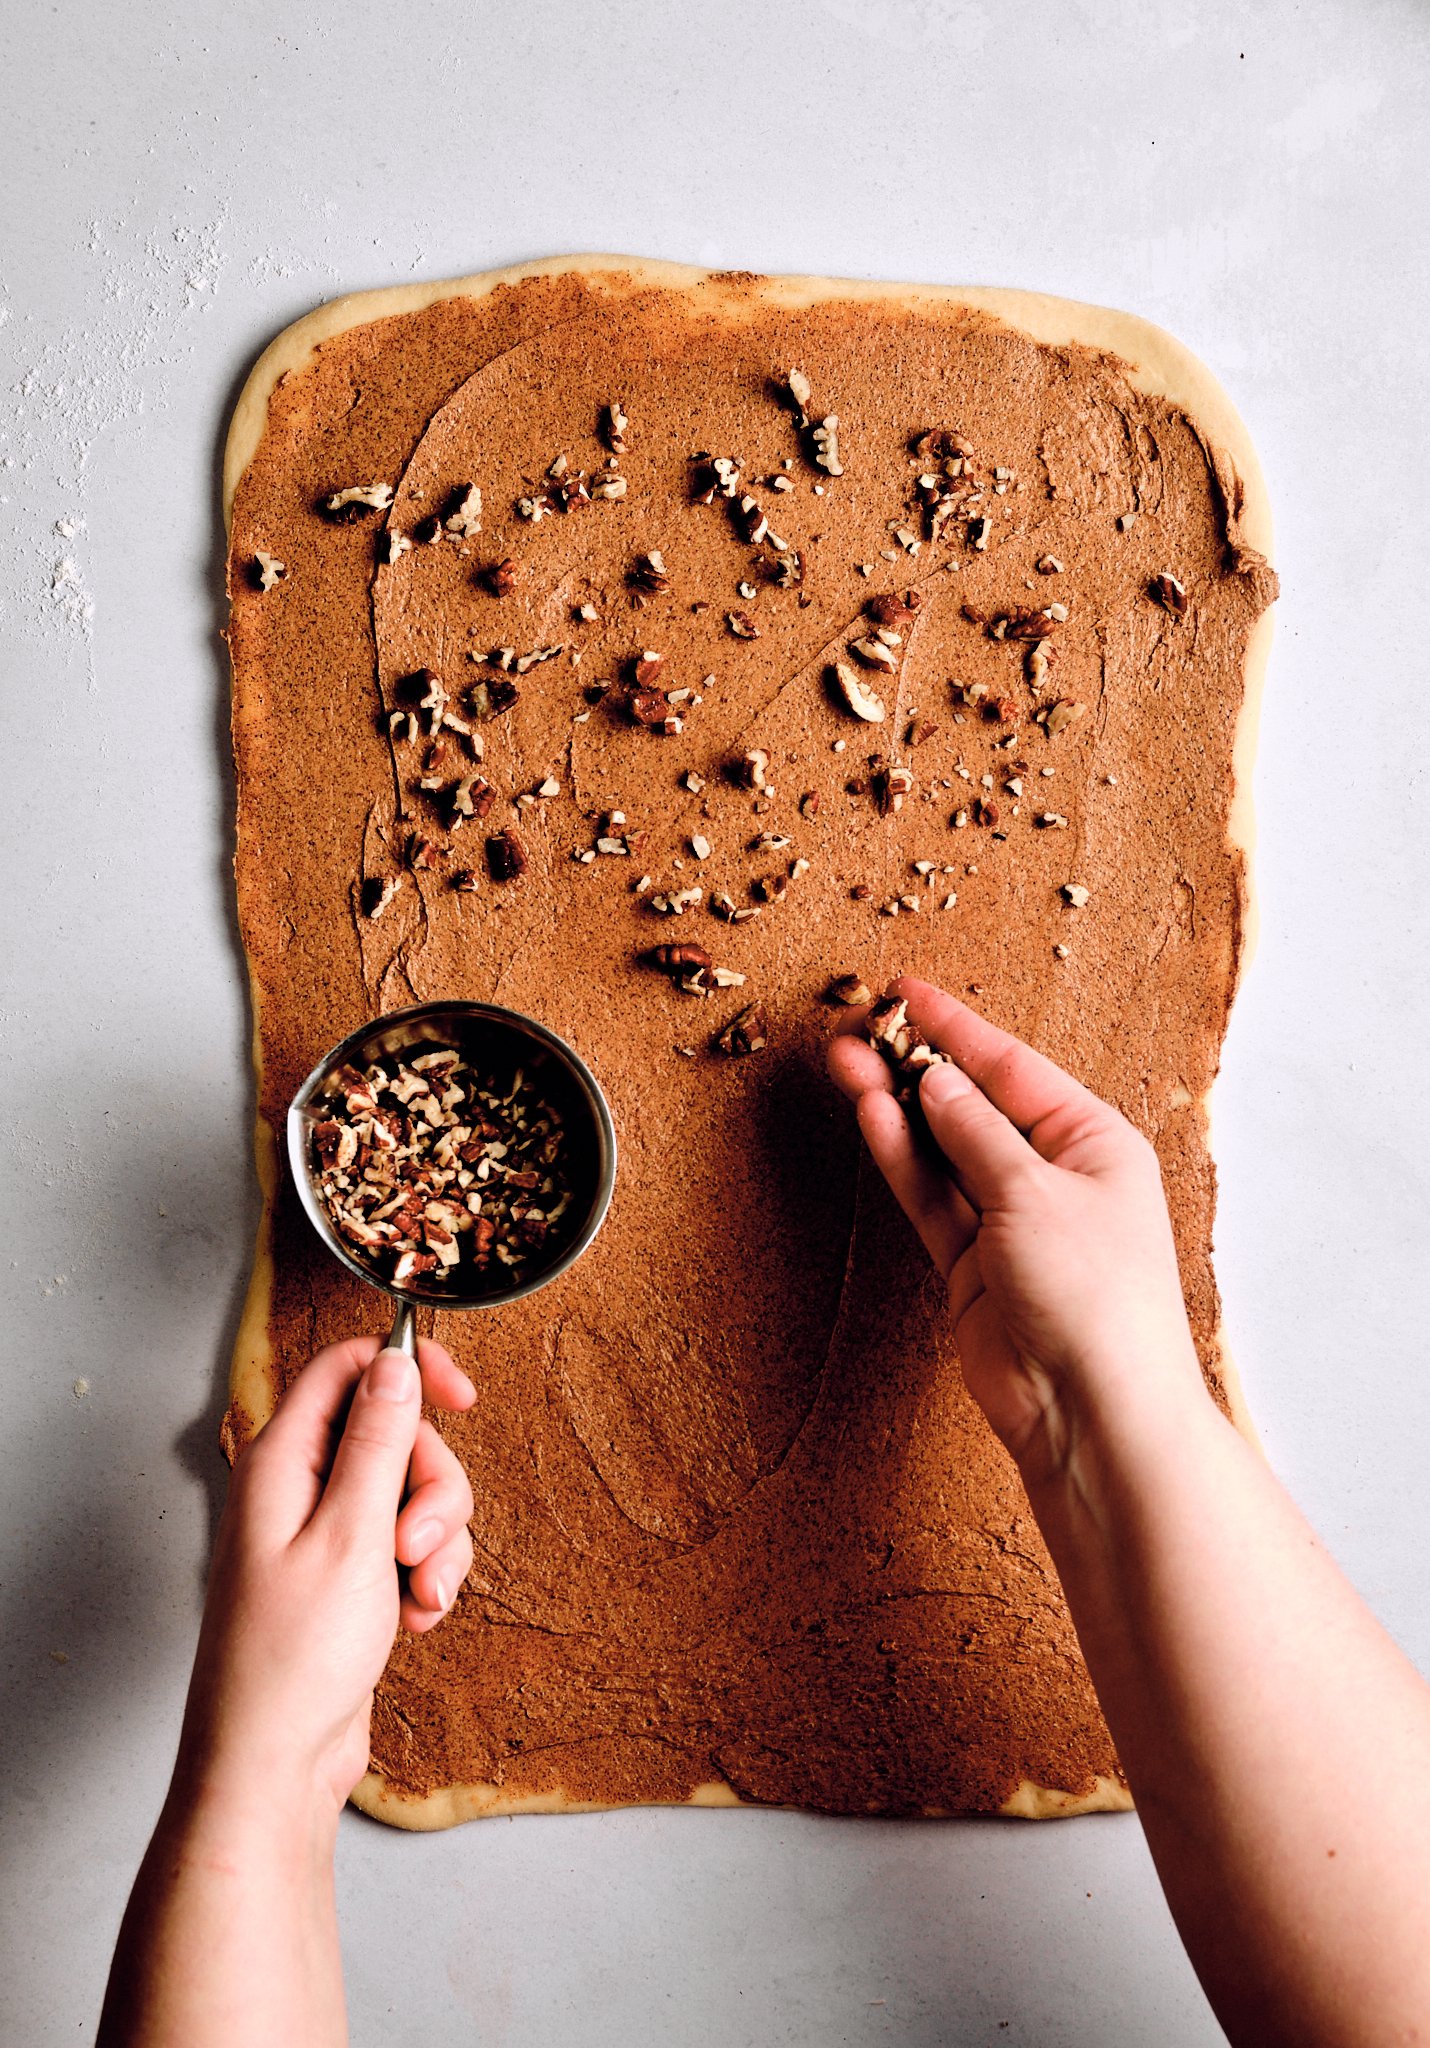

{"left": 732, "top": 494, "right": 769, "bottom": 546}
{"left": 863, "top": 994, "right": 952, "bottom": 1103}
{"left": 628, "top": 690, "right": 679, "bottom": 732}
{"left": 827, "top": 973, "right": 873, "bottom": 1006}
{"left": 443, "top": 483, "right": 483, "bottom": 538}
{"left": 602, "top": 401, "right": 629, "bottom": 455}
{"left": 865, "top": 589, "right": 922, "bottom": 627}
{"left": 485, "top": 830, "right": 527, "bottom": 882}
{"left": 715, "top": 1003, "right": 768, "bottom": 1056}
{"left": 873, "top": 762, "right": 915, "bottom": 816}
{"left": 1150, "top": 571, "right": 1188, "bottom": 615}
{"left": 361, "top": 875, "right": 401, "bottom": 919}
{"left": 993, "top": 605, "right": 1066, "bottom": 641}
{"left": 831, "top": 661, "right": 886, "bottom": 723}
{"left": 645, "top": 944, "right": 714, "bottom": 975}
{"left": 1042, "top": 698, "right": 1087, "bottom": 737}
{"left": 629, "top": 550, "right": 670, "bottom": 593}
{"left": 319, "top": 482, "right": 394, "bottom": 522}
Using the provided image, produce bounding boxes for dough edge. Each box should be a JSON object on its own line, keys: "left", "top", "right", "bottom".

{"left": 222, "top": 253, "right": 1274, "bottom": 1826}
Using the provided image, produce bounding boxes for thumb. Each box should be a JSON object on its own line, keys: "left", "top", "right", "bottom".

{"left": 919, "top": 1060, "right": 1043, "bottom": 1212}
{"left": 318, "top": 1349, "right": 422, "bottom": 1546}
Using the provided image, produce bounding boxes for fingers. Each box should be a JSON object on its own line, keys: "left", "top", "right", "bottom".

{"left": 401, "top": 1525, "right": 474, "bottom": 1633}
{"left": 888, "top": 978, "right": 1125, "bottom": 1169}
{"left": 826, "top": 1029, "right": 894, "bottom": 1103}
{"left": 917, "top": 1061, "right": 1046, "bottom": 1213}
{"left": 396, "top": 1418, "right": 475, "bottom": 1569}
{"left": 856, "top": 1090, "right": 979, "bottom": 1275}
{"left": 315, "top": 1349, "right": 423, "bottom": 1548}
{"left": 239, "top": 1334, "right": 476, "bottom": 1532}
{"left": 257, "top": 1334, "right": 474, "bottom": 1470}
{"left": 414, "top": 1339, "right": 478, "bottom": 1416}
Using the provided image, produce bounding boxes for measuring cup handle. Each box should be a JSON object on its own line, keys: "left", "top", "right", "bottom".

{"left": 384, "top": 1298, "right": 417, "bottom": 1358}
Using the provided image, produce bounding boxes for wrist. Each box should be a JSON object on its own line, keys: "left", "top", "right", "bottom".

{"left": 165, "top": 1737, "right": 345, "bottom": 1865}
{"left": 1012, "top": 1344, "right": 1220, "bottom": 1509}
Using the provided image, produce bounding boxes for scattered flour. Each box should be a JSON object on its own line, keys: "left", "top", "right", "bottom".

{"left": 0, "top": 208, "right": 230, "bottom": 652}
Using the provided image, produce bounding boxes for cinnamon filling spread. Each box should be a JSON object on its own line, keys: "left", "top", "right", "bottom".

{"left": 226, "top": 266, "right": 1276, "bottom": 1816}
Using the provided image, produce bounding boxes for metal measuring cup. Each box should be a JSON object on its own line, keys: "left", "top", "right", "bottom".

{"left": 286, "top": 1000, "right": 617, "bottom": 1355}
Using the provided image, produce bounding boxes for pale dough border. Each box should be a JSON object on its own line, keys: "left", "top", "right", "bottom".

{"left": 222, "top": 256, "right": 1273, "bottom": 1828}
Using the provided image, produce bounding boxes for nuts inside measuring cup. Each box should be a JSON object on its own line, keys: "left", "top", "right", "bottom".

{"left": 310, "top": 1043, "right": 578, "bottom": 1289}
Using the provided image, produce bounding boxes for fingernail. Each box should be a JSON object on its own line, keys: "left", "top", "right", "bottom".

{"left": 922, "top": 1062, "right": 972, "bottom": 1104}
{"left": 431, "top": 1574, "right": 453, "bottom": 1612}
{"left": 408, "top": 1516, "right": 442, "bottom": 1555}
{"left": 367, "top": 1350, "right": 418, "bottom": 1402}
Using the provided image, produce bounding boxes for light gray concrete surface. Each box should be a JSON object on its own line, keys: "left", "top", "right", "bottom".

{"left": 3, "top": 3, "right": 1428, "bottom": 2042}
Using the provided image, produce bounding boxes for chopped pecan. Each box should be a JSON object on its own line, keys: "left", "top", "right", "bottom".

{"left": 912, "top": 430, "right": 972, "bottom": 461}
{"left": 827, "top": 973, "right": 873, "bottom": 1006}
{"left": 1041, "top": 698, "right": 1087, "bottom": 737}
{"left": 865, "top": 589, "right": 922, "bottom": 627}
{"left": 468, "top": 676, "right": 519, "bottom": 720}
{"left": 849, "top": 635, "right": 899, "bottom": 673}
{"left": 726, "top": 610, "right": 760, "bottom": 639}
{"left": 630, "top": 551, "right": 670, "bottom": 593}
{"left": 733, "top": 495, "right": 769, "bottom": 546}
{"left": 831, "top": 661, "right": 887, "bottom": 723}
{"left": 1150, "top": 571, "right": 1188, "bottom": 615}
{"left": 732, "top": 748, "right": 772, "bottom": 791}
{"left": 991, "top": 605, "right": 1066, "bottom": 641}
{"left": 361, "top": 875, "right": 401, "bottom": 919}
{"left": 448, "top": 775, "right": 496, "bottom": 823}
{"left": 863, "top": 994, "right": 952, "bottom": 1103}
{"left": 483, "top": 557, "right": 518, "bottom": 597}
{"left": 628, "top": 690, "right": 679, "bottom": 732}
{"left": 485, "top": 830, "right": 527, "bottom": 883}
{"left": 320, "top": 482, "right": 394, "bottom": 522}
{"left": 548, "top": 470, "right": 591, "bottom": 514}
{"left": 602, "top": 401, "right": 629, "bottom": 455}
{"left": 874, "top": 762, "right": 915, "bottom": 816}
{"left": 645, "top": 944, "right": 714, "bottom": 975}
{"left": 810, "top": 417, "right": 842, "bottom": 477}
{"left": 715, "top": 1003, "right": 769, "bottom": 1056}
{"left": 443, "top": 483, "right": 483, "bottom": 538}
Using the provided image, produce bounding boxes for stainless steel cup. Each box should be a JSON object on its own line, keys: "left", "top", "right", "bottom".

{"left": 286, "top": 1000, "right": 617, "bottom": 1355}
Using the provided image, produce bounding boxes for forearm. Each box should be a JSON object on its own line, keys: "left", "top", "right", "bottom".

{"left": 99, "top": 1767, "right": 345, "bottom": 2048}
{"left": 1023, "top": 1374, "right": 1430, "bottom": 2048}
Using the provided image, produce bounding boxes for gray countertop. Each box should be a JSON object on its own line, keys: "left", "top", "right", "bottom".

{"left": 4, "top": 4, "right": 1428, "bottom": 2041}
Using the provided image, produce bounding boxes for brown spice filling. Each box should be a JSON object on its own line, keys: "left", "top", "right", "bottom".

{"left": 227, "top": 267, "right": 1276, "bottom": 1818}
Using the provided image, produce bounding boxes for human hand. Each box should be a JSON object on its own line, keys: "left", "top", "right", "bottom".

{"left": 177, "top": 1337, "right": 476, "bottom": 1817}
{"left": 827, "top": 977, "right": 1208, "bottom": 1482}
